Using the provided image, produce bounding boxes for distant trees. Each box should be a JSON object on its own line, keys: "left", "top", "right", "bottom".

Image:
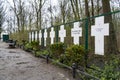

{"left": 0, "top": 0, "right": 5, "bottom": 38}
{"left": 29, "top": 0, "right": 47, "bottom": 30}
{"left": 12, "top": 0, "right": 27, "bottom": 32}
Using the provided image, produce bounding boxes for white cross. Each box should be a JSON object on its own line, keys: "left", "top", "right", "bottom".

{"left": 29, "top": 32, "right": 31, "bottom": 42}
{"left": 91, "top": 16, "right": 109, "bottom": 55}
{"left": 50, "top": 27, "right": 55, "bottom": 44}
{"left": 71, "top": 22, "right": 82, "bottom": 45}
{"left": 59, "top": 25, "right": 66, "bottom": 42}
{"left": 44, "top": 29, "right": 47, "bottom": 46}
{"left": 35, "top": 31, "right": 38, "bottom": 41}
{"left": 32, "top": 32, "right": 34, "bottom": 41}
{"left": 39, "top": 30, "right": 42, "bottom": 45}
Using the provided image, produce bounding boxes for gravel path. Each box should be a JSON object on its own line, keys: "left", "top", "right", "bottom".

{"left": 0, "top": 42, "right": 77, "bottom": 80}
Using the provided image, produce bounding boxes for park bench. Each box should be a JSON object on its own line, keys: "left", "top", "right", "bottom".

{"left": 8, "top": 40, "right": 17, "bottom": 48}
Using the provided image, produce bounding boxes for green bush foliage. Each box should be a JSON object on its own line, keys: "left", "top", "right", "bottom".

{"left": 60, "top": 45, "right": 86, "bottom": 67}
{"left": 49, "top": 42, "right": 65, "bottom": 59}
{"left": 31, "top": 41, "right": 40, "bottom": 51}
{"left": 87, "top": 55, "right": 120, "bottom": 80}
{"left": 24, "top": 42, "right": 33, "bottom": 51}
{"left": 35, "top": 50, "right": 49, "bottom": 57}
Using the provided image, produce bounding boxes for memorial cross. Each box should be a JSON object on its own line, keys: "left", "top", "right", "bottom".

{"left": 71, "top": 22, "right": 82, "bottom": 45}
{"left": 35, "top": 31, "right": 38, "bottom": 41}
{"left": 44, "top": 29, "right": 47, "bottom": 46}
{"left": 29, "top": 32, "right": 31, "bottom": 42}
{"left": 59, "top": 25, "right": 66, "bottom": 42}
{"left": 50, "top": 27, "right": 55, "bottom": 44}
{"left": 39, "top": 30, "right": 42, "bottom": 45}
{"left": 32, "top": 32, "right": 34, "bottom": 41}
{"left": 91, "top": 16, "right": 109, "bottom": 55}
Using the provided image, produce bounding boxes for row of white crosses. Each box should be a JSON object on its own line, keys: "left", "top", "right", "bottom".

{"left": 29, "top": 16, "right": 109, "bottom": 55}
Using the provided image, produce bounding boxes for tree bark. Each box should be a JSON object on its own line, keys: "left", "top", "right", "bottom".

{"left": 102, "top": 0, "right": 119, "bottom": 54}
{"left": 91, "top": 0, "right": 94, "bottom": 24}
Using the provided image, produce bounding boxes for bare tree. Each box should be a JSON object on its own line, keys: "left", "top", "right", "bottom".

{"left": 0, "top": 0, "right": 5, "bottom": 38}
{"left": 59, "top": 0, "right": 68, "bottom": 23}
{"left": 29, "top": 0, "right": 47, "bottom": 30}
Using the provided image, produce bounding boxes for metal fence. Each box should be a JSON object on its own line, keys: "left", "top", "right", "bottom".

{"left": 29, "top": 10, "right": 120, "bottom": 55}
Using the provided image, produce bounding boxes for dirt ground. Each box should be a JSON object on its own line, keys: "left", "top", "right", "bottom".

{"left": 0, "top": 42, "right": 77, "bottom": 80}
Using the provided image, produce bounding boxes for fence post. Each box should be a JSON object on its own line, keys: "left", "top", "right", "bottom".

{"left": 41, "top": 29, "right": 44, "bottom": 47}
{"left": 85, "top": 18, "right": 89, "bottom": 68}
{"left": 56, "top": 26, "right": 59, "bottom": 43}
{"left": 30, "top": 32, "right": 32, "bottom": 42}
{"left": 33, "top": 31, "right": 35, "bottom": 41}
{"left": 72, "top": 63, "right": 77, "bottom": 78}
{"left": 46, "top": 54, "right": 49, "bottom": 64}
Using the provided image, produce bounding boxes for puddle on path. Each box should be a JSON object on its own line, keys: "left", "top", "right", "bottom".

{"left": 25, "top": 66, "right": 35, "bottom": 68}
{"left": 9, "top": 51, "right": 16, "bottom": 53}
{"left": 7, "top": 56, "right": 20, "bottom": 59}
{"left": 16, "top": 62, "right": 29, "bottom": 65}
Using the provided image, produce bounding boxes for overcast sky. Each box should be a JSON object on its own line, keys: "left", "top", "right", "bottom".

{"left": 6, "top": 0, "right": 58, "bottom": 7}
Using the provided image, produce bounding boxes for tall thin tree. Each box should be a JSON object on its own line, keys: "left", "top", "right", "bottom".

{"left": 0, "top": 1, "right": 5, "bottom": 38}
{"left": 102, "top": 0, "right": 119, "bottom": 54}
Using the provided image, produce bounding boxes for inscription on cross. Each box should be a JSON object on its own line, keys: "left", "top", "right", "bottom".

{"left": 71, "top": 22, "right": 82, "bottom": 45}
{"left": 50, "top": 27, "right": 55, "bottom": 44}
{"left": 39, "top": 30, "right": 42, "bottom": 45}
{"left": 44, "top": 29, "right": 47, "bottom": 46}
{"left": 59, "top": 25, "right": 66, "bottom": 42}
{"left": 91, "top": 16, "right": 109, "bottom": 55}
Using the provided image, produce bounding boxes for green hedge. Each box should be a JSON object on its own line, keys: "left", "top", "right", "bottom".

{"left": 62, "top": 45, "right": 86, "bottom": 67}
{"left": 49, "top": 42, "right": 66, "bottom": 59}
{"left": 87, "top": 55, "right": 120, "bottom": 80}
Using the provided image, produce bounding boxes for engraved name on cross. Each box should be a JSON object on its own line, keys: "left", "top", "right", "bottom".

{"left": 44, "top": 29, "right": 47, "bottom": 46}
{"left": 39, "top": 30, "right": 42, "bottom": 45}
{"left": 50, "top": 27, "right": 55, "bottom": 44}
{"left": 91, "top": 16, "right": 109, "bottom": 55}
{"left": 59, "top": 25, "right": 66, "bottom": 42}
{"left": 71, "top": 22, "right": 82, "bottom": 45}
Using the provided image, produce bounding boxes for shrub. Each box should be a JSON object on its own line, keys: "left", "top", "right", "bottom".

{"left": 24, "top": 42, "right": 33, "bottom": 51}
{"left": 60, "top": 45, "right": 86, "bottom": 67}
{"left": 35, "top": 50, "right": 49, "bottom": 57}
{"left": 49, "top": 42, "right": 66, "bottom": 59}
{"left": 87, "top": 55, "right": 120, "bottom": 80}
{"left": 31, "top": 41, "right": 40, "bottom": 51}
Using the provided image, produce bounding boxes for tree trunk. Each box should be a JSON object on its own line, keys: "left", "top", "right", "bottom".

{"left": 70, "top": 0, "right": 77, "bottom": 20}
{"left": 85, "top": 0, "right": 90, "bottom": 18}
{"left": 91, "top": 0, "right": 94, "bottom": 24}
{"left": 84, "top": 0, "right": 90, "bottom": 67}
{"left": 102, "top": 0, "right": 119, "bottom": 54}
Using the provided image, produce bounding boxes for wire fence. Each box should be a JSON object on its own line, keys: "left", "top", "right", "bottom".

{"left": 29, "top": 10, "right": 120, "bottom": 55}
{"left": 27, "top": 10, "right": 120, "bottom": 79}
